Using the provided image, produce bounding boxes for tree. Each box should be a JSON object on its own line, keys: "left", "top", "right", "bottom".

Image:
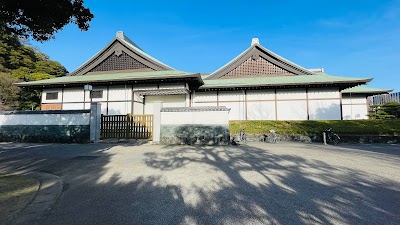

{"left": 0, "top": 32, "right": 68, "bottom": 110}
{"left": 0, "top": 0, "right": 93, "bottom": 42}
{"left": 369, "top": 102, "right": 400, "bottom": 119}
{"left": 0, "top": 72, "right": 20, "bottom": 110}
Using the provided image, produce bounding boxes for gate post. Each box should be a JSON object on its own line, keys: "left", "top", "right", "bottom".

{"left": 90, "top": 103, "right": 101, "bottom": 142}
{"left": 152, "top": 101, "right": 162, "bottom": 144}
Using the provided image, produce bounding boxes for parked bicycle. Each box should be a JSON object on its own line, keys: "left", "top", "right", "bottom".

{"left": 323, "top": 128, "right": 340, "bottom": 145}
{"left": 239, "top": 129, "right": 247, "bottom": 143}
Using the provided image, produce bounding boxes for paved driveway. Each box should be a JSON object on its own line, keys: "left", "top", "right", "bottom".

{"left": 1, "top": 142, "right": 400, "bottom": 225}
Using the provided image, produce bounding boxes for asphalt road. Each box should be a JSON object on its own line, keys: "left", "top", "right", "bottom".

{"left": 1, "top": 142, "right": 400, "bottom": 225}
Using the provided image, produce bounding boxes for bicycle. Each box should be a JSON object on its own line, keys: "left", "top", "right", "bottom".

{"left": 323, "top": 128, "right": 340, "bottom": 145}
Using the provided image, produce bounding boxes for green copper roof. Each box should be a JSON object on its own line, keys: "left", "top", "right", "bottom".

{"left": 201, "top": 74, "right": 372, "bottom": 89}
{"left": 15, "top": 70, "right": 201, "bottom": 87}
{"left": 342, "top": 85, "right": 392, "bottom": 94}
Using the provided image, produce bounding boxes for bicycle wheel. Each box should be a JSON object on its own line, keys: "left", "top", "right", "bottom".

{"left": 332, "top": 134, "right": 340, "bottom": 145}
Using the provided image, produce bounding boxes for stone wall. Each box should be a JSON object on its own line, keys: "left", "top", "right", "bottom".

{"left": 0, "top": 109, "right": 94, "bottom": 143}
{"left": 159, "top": 106, "right": 230, "bottom": 145}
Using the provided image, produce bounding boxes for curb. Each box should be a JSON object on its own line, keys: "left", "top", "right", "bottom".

{"left": 12, "top": 172, "right": 63, "bottom": 225}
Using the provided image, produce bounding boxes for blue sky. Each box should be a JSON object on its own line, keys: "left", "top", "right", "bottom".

{"left": 32, "top": 0, "right": 400, "bottom": 91}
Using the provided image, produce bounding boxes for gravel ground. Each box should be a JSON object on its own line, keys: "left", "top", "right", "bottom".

{"left": 2, "top": 142, "right": 400, "bottom": 225}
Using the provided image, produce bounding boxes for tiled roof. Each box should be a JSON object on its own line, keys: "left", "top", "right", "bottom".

{"left": 201, "top": 73, "right": 372, "bottom": 89}
{"left": 342, "top": 85, "right": 392, "bottom": 94}
{"left": 15, "top": 70, "right": 201, "bottom": 87}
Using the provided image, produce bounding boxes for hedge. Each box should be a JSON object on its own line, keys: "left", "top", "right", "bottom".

{"left": 230, "top": 120, "right": 400, "bottom": 136}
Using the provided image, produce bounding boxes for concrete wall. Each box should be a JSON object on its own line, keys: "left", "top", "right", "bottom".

{"left": 0, "top": 110, "right": 91, "bottom": 143}
{"left": 160, "top": 107, "right": 230, "bottom": 145}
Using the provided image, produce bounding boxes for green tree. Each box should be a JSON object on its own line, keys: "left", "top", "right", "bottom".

{"left": 369, "top": 102, "right": 400, "bottom": 119}
{"left": 0, "top": 33, "right": 68, "bottom": 110}
{"left": 0, "top": 72, "right": 20, "bottom": 110}
{"left": 0, "top": 0, "right": 93, "bottom": 42}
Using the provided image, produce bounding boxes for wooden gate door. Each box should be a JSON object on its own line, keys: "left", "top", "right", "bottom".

{"left": 101, "top": 114, "right": 153, "bottom": 139}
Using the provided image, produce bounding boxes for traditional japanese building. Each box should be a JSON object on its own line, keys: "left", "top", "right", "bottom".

{"left": 16, "top": 31, "right": 390, "bottom": 120}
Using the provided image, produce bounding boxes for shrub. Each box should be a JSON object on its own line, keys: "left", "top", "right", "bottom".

{"left": 230, "top": 120, "right": 400, "bottom": 136}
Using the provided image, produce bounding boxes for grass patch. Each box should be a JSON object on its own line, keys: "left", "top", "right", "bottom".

{"left": 0, "top": 173, "right": 39, "bottom": 225}
{"left": 230, "top": 120, "right": 400, "bottom": 136}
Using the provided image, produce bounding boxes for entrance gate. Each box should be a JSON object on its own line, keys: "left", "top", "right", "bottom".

{"left": 101, "top": 114, "right": 153, "bottom": 139}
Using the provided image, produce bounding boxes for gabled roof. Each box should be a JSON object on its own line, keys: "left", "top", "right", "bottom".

{"left": 206, "top": 38, "right": 314, "bottom": 80}
{"left": 342, "top": 86, "right": 392, "bottom": 95}
{"left": 201, "top": 73, "right": 372, "bottom": 90}
{"left": 69, "top": 31, "right": 173, "bottom": 76}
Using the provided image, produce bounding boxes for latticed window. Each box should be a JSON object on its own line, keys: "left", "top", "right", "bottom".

{"left": 46, "top": 92, "right": 58, "bottom": 100}
{"left": 90, "top": 90, "right": 103, "bottom": 99}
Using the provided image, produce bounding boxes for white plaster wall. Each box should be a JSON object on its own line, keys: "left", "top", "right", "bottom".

{"left": 108, "top": 102, "right": 132, "bottom": 115}
{"left": 218, "top": 102, "right": 245, "bottom": 120}
{"left": 246, "top": 90, "right": 275, "bottom": 101}
{"left": 108, "top": 85, "right": 132, "bottom": 101}
{"left": 342, "top": 105, "right": 368, "bottom": 120}
{"left": 193, "top": 91, "right": 217, "bottom": 102}
{"left": 41, "top": 88, "right": 62, "bottom": 103}
{"left": 63, "top": 88, "right": 84, "bottom": 103}
{"left": 159, "top": 83, "right": 186, "bottom": 89}
{"left": 247, "top": 101, "right": 276, "bottom": 120}
{"left": 277, "top": 101, "right": 307, "bottom": 120}
{"left": 144, "top": 95, "right": 186, "bottom": 114}
{"left": 0, "top": 113, "right": 90, "bottom": 125}
{"left": 218, "top": 91, "right": 244, "bottom": 101}
{"left": 62, "top": 103, "right": 84, "bottom": 110}
{"left": 276, "top": 89, "right": 306, "bottom": 100}
{"left": 342, "top": 96, "right": 367, "bottom": 104}
{"left": 133, "top": 102, "right": 144, "bottom": 114}
{"left": 308, "top": 99, "right": 341, "bottom": 120}
{"left": 191, "top": 102, "right": 218, "bottom": 107}
{"left": 308, "top": 88, "right": 340, "bottom": 99}
{"left": 161, "top": 111, "right": 229, "bottom": 125}
{"left": 132, "top": 84, "right": 157, "bottom": 91}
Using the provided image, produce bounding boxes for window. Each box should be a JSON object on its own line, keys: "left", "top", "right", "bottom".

{"left": 90, "top": 90, "right": 103, "bottom": 99}
{"left": 46, "top": 92, "right": 58, "bottom": 100}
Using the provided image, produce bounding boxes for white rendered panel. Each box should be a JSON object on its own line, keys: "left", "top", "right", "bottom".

{"left": 218, "top": 91, "right": 244, "bottom": 102}
{"left": 192, "top": 102, "right": 218, "bottom": 107}
{"left": 193, "top": 92, "right": 217, "bottom": 102}
{"left": 132, "top": 84, "right": 157, "bottom": 91}
{"left": 41, "top": 88, "right": 62, "bottom": 103}
{"left": 308, "top": 88, "right": 340, "bottom": 99}
{"left": 107, "top": 102, "right": 131, "bottom": 115}
{"left": 219, "top": 102, "right": 245, "bottom": 120}
{"left": 276, "top": 89, "right": 306, "bottom": 100}
{"left": 144, "top": 95, "right": 185, "bottom": 114}
{"left": 0, "top": 113, "right": 90, "bottom": 125}
{"left": 108, "top": 85, "right": 132, "bottom": 101}
{"left": 247, "top": 101, "right": 276, "bottom": 120}
{"left": 308, "top": 99, "right": 341, "bottom": 120}
{"left": 342, "top": 104, "right": 368, "bottom": 120}
{"left": 63, "top": 88, "right": 84, "bottom": 103}
{"left": 246, "top": 90, "right": 275, "bottom": 101}
{"left": 133, "top": 102, "right": 144, "bottom": 114}
{"left": 342, "top": 96, "right": 367, "bottom": 105}
{"left": 62, "top": 103, "right": 84, "bottom": 110}
{"left": 161, "top": 111, "right": 229, "bottom": 125}
{"left": 159, "top": 83, "right": 185, "bottom": 89}
{"left": 277, "top": 101, "right": 307, "bottom": 120}
{"left": 342, "top": 105, "right": 352, "bottom": 120}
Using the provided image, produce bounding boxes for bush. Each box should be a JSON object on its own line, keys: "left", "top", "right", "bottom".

{"left": 230, "top": 120, "right": 400, "bottom": 136}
